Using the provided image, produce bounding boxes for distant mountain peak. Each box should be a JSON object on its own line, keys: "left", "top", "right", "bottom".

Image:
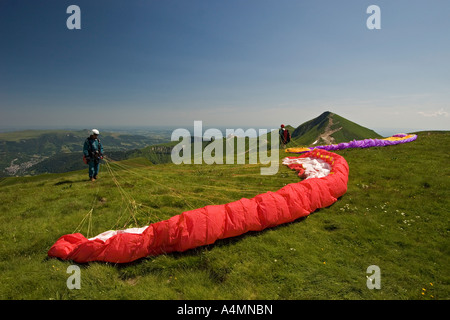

{"left": 319, "top": 110, "right": 332, "bottom": 117}
{"left": 289, "top": 112, "right": 381, "bottom": 146}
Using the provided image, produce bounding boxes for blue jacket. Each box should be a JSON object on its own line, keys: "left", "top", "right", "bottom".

{"left": 83, "top": 136, "right": 103, "bottom": 158}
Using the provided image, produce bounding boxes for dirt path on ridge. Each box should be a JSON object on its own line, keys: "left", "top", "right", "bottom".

{"left": 313, "top": 117, "right": 342, "bottom": 145}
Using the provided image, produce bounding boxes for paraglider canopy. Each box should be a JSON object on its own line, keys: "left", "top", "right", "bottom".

{"left": 48, "top": 148, "right": 349, "bottom": 263}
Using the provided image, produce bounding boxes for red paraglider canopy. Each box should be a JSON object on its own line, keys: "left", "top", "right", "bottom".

{"left": 48, "top": 149, "right": 349, "bottom": 263}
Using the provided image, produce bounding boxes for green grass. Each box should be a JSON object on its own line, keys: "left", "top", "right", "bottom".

{"left": 0, "top": 131, "right": 448, "bottom": 300}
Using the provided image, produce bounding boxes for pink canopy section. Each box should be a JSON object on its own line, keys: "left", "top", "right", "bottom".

{"left": 48, "top": 149, "right": 349, "bottom": 264}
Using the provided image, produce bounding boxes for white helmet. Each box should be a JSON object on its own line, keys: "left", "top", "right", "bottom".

{"left": 91, "top": 129, "right": 100, "bottom": 135}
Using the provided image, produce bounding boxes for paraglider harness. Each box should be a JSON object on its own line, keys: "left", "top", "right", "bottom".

{"left": 83, "top": 137, "right": 103, "bottom": 165}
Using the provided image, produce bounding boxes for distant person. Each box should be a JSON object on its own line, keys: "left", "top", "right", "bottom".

{"left": 83, "top": 129, "right": 104, "bottom": 181}
{"left": 279, "top": 124, "right": 291, "bottom": 148}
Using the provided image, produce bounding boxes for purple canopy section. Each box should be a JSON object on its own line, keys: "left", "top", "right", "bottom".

{"left": 312, "top": 134, "right": 418, "bottom": 152}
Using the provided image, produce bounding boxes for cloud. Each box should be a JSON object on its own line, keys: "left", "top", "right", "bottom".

{"left": 418, "top": 108, "right": 449, "bottom": 117}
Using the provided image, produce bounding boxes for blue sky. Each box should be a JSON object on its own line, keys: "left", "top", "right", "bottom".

{"left": 0, "top": 0, "right": 449, "bottom": 134}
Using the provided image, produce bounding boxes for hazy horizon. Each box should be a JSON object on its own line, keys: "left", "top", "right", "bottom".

{"left": 0, "top": 121, "right": 439, "bottom": 138}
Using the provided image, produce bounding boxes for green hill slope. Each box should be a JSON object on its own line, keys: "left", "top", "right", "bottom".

{"left": 290, "top": 111, "right": 382, "bottom": 146}
{"left": 0, "top": 131, "right": 448, "bottom": 299}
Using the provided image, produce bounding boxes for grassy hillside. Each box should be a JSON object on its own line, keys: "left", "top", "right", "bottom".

{"left": 329, "top": 113, "right": 382, "bottom": 142}
{"left": 0, "top": 131, "right": 448, "bottom": 300}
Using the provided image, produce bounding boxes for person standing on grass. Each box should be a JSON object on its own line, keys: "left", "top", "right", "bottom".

{"left": 279, "top": 124, "right": 291, "bottom": 148}
{"left": 83, "top": 129, "right": 104, "bottom": 181}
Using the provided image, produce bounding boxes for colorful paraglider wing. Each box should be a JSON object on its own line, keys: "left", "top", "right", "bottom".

{"left": 285, "top": 134, "right": 417, "bottom": 153}
{"left": 48, "top": 149, "right": 349, "bottom": 263}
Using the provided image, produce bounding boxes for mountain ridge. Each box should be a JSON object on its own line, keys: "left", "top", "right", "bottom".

{"left": 289, "top": 111, "right": 382, "bottom": 146}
